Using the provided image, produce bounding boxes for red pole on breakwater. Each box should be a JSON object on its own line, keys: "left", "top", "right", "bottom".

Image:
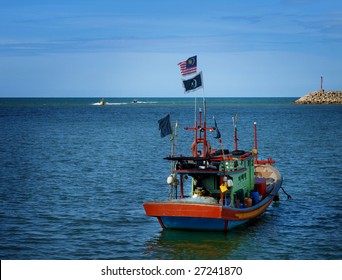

{"left": 321, "top": 76, "right": 323, "bottom": 91}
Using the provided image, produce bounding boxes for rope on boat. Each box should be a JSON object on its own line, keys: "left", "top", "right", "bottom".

{"left": 280, "top": 186, "right": 292, "bottom": 200}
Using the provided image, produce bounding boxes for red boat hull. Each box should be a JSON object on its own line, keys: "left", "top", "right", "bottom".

{"left": 144, "top": 172, "right": 282, "bottom": 231}
{"left": 144, "top": 193, "right": 277, "bottom": 231}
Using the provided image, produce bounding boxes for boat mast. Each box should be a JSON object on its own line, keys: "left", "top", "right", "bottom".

{"left": 170, "top": 120, "right": 178, "bottom": 157}
{"left": 197, "top": 97, "right": 211, "bottom": 157}
{"left": 203, "top": 97, "right": 207, "bottom": 154}
{"left": 184, "top": 97, "right": 213, "bottom": 158}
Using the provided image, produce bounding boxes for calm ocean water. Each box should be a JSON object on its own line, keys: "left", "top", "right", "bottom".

{"left": 0, "top": 97, "right": 341, "bottom": 260}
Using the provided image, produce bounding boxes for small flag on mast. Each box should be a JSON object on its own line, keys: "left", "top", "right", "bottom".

{"left": 214, "top": 119, "right": 221, "bottom": 140}
{"left": 178, "top": 56, "right": 197, "bottom": 76}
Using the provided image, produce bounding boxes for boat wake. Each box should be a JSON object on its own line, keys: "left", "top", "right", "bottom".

{"left": 132, "top": 101, "right": 158, "bottom": 104}
{"left": 92, "top": 102, "right": 128, "bottom": 106}
{"left": 92, "top": 101, "right": 158, "bottom": 106}
{"left": 131, "top": 98, "right": 159, "bottom": 105}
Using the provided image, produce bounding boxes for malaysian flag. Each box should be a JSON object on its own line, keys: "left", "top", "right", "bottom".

{"left": 177, "top": 56, "right": 197, "bottom": 76}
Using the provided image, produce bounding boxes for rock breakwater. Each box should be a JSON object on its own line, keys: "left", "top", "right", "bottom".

{"left": 294, "top": 90, "right": 342, "bottom": 104}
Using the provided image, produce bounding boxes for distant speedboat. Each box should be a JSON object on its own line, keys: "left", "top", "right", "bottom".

{"left": 99, "top": 99, "right": 106, "bottom": 105}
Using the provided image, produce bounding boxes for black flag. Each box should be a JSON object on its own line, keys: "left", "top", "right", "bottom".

{"left": 182, "top": 72, "right": 203, "bottom": 93}
{"left": 158, "top": 114, "right": 172, "bottom": 138}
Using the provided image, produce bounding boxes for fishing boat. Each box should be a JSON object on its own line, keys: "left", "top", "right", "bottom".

{"left": 143, "top": 103, "right": 283, "bottom": 231}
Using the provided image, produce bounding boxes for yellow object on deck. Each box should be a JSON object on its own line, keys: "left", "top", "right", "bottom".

{"left": 220, "top": 184, "right": 228, "bottom": 193}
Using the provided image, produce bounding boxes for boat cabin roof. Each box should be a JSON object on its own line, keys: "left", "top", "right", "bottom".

{"left": 165, "top": 151, "right": 255, "bottom": 176}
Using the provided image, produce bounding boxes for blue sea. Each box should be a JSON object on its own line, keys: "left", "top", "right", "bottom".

{"left": 0, "top": 97, "right": 341, "bottom": 260}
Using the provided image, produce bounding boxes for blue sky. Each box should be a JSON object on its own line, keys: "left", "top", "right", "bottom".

{"left": 0, "top": 0, "right": 341, "bottom": 97}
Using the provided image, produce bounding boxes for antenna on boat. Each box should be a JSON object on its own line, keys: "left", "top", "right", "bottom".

{"left": 170, "top": 119, "right": 178, "bottom": 155}
{"left": 169, "top": 118, "right": 178, "bottom": 173}
{"left": 232, "top": 114, "right": 238, "bottom": 151}
{"left": 253, "top": 121, "right": 258, "bottom": 162}
{"left": 194, "top": 94, "right": 197, "bottom": 127}
{"left": 202, "top": 87, "right": 206, "bottom": 123}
